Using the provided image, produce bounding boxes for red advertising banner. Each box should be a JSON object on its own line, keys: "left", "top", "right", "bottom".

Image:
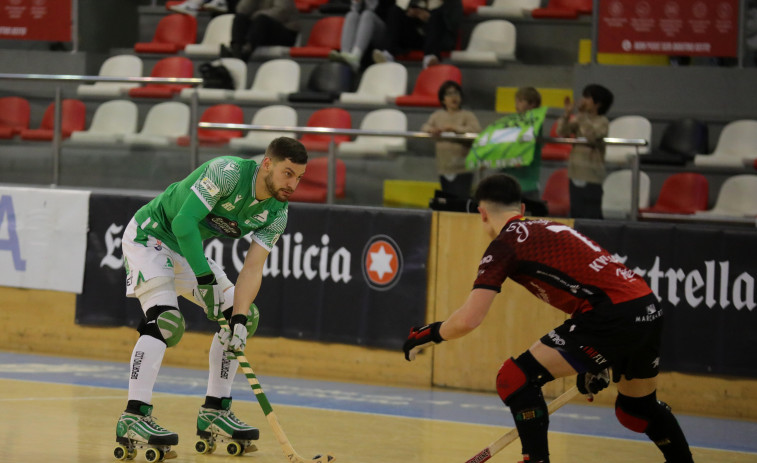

{"left": 598, "top": 0, "right": 739, "bottom": 57}
{"left": 0, "top": 0, "right": 71, "bottom": 42}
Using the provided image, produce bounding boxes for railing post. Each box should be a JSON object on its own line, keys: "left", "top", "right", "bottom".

{"left": 189, "top": 90, "right": 199, "bottom": 171}
{"left": 52, "top": 86, "right": 63, "bottom": 186}
{"left": 327, "top": 137, "right": 336, "bottom": 205}
{"left": 590, "top": 0, "right": 599, "bottom": 65}
{"left": 629, "top": 147, "right": 641, "bottom": 221}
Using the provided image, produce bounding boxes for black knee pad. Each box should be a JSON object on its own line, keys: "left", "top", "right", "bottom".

{"left": 137, "top": 305, "right": 185, "bottom": 347}
{"left": 496, "top": 351, "right": 554, "bottom": 405}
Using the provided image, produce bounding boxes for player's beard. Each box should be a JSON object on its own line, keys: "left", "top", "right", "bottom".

{"left": 264, "top": 170, "right": 294, "bottom": 201}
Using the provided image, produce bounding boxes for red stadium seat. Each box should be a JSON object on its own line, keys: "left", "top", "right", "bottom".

{"left": 295, "top": 0, "right": 329, "bottom": 12}
{"left": 640, "top": 172, "right": 709, "bottom": 215}
{"left": 288, "top": 156, "right": 346, "bottom": 203}
{"left": 134, "top": 14, "right": 197, "bottom": 54}
{"left": 541, "top": 168, "right": 570, "bottom": 217}
{"left": 394, "top": 64, "right": 461, "bottom": 107}
{"left": 289, "top": 16, "right": 344, "bottom": 58}
{"left": 0, "top": 96, "right": 30, "bottom": 139}
{"left": 129, "top": 56, "right": 195, "bottom": 99}
{"left": 463, "top": 0, "right": 486, "bottom": 15}
{"left": 299, "top": 108, "right": 352, "bottom": 152}
{"left": 19, "top": 99, "right": 86, "bottom": 141}
{"left": 177, "top": 103, "right": 244, "bottom": 146}
{"left": 540, "top": 120, "right": 572, "bottom": 161}
{"left": 531, "top": 0, "right": 592, "bottom": 19}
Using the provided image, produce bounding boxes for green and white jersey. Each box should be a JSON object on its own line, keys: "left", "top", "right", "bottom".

{"left": 134, "top": 156, "right": 287, "bottom": 257}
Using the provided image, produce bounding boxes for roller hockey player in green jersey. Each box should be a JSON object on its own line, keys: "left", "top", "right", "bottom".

{"left": 114, "top": 137, "right": 308, "bottom": 461}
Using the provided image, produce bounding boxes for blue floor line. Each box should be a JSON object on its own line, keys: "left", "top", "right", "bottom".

{"left": 1, "top": 351, "right": 756, "bottom": 454}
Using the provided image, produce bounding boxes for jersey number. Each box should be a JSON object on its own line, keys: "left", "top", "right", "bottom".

{"left": 546, "top": 225, "right": 602, "bottom": 252}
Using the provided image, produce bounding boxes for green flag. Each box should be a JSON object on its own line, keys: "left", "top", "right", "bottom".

{"left": 466, "top": 106, "right": 548, "bottom": 170}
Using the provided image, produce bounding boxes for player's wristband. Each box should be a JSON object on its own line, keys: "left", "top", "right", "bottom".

{"left": 230, "top": 314, "right": 248, "bottom": 330}
{"left": 196, "top": 273, "right": 217, "bottom": 285}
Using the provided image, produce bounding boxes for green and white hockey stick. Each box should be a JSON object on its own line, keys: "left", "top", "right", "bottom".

{"left": 218, "top": 318, "right": 335, "bottom": 463}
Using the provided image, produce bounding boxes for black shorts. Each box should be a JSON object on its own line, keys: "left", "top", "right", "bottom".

{"left": 539, "top": 293, "right": 663, "bottom": 382}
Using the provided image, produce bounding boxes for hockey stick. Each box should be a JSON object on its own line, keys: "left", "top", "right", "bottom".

{"left": 218, "top": 318, "right": 335, "bottom": 463}
{"left": 463, "top": 386, "right": 579, "bottom": 463}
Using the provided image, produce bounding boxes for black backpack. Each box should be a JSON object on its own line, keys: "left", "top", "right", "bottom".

{"left": 199, "top": 62, "right": 234, "bottom": 90}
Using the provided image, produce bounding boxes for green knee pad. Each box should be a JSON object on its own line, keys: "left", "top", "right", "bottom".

{"left": 245, "top": 303, "right": 259, "bottom": 338}
{"left": 156, "top": 309, "right": 185, "bottom": 347}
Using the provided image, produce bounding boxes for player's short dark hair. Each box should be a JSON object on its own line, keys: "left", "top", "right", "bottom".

{"left": 582, "top": 84, "right": 614, "bottom": 115}
{"left": 267, "top": 137, "right": 308, "bottom": 164}
{"left": 474, "top": 174, "right": 522, "bottom": 208}
{"left": 438, "top": 80, "right": 463, "bottom": 109}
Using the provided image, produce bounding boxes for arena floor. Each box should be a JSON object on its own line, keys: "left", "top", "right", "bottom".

{"left": 1, "top": 351, "right": 755, "bottom": 463}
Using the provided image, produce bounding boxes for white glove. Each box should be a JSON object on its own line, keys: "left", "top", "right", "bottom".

{"left": 220, "top": 315, "right": 248, "bottom": 356}
{"left": 194, "top": 274, "right": 224, "bottom": 320}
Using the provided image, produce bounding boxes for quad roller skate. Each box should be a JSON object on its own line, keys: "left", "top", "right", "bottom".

{"left": 114, "top": 405, "right": 178, "bottom": 462}
{"left": 195, "top": 398, "right": 259, "bottom": 456}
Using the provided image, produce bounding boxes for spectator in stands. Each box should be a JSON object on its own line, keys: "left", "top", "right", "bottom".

{"left": 328, "top": 0, "right": 396, "bottom": 72}
{"left": 503, "top": 86, "right": 543, "bottom": 201}
{"left": 170, "top": 0, "right": 234, "bottom": 15}
{"left": 422, "top": 80, "right": 481, "bottom": 199}
{"left": 558, "top": 83, "right": 614, "bottom": 219}
{"left": 220, "top": 0, "right": 300, "bottom": 62}
{"left": 372, "top": 0, "right": 462, "bottom": 69}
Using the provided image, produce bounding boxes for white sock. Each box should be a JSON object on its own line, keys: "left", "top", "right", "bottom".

{"left": 206, "top": 333, "right": 239, "bottom": 399}
{"left": 128, "top": 335, "right": 166, "bottom": 404}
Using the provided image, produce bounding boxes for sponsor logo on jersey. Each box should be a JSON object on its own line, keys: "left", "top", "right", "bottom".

{"left": 547, "top": 329, "right": 565, "bottom": 346}
{"left": 581, "top": 345, "right": 609, "bottom": 366}
{"left": 635, "top": 305, "right": 663, "bottom": 323}
{"left": 362, "top": 235, "right": 402, "bottom": 291}
{"left": 154, "top": 240, "right": 162, "bottom": 251}
{"left": 205, "top": 214, "right": 241, "bottom": 238}
{"left": 253, "top": 210, "right": 269, "bottom": 223}
{"left": 200, "top": 176, "right": 220, "bottom": 196}
{"left": 506, "top": 221, "right": 530, "bottom": 242}
{"left": 234, "top": 194, "right": 243, "bottom": 204}
{"left": 221, "top": 202, "right": 235, "bottom": 211}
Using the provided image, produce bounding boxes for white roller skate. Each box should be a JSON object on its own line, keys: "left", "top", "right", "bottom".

{"left": 195, "top": 398, "right": 259, "bottom": 456}
{"left": 114, "top": 404, "right": 178, "bottom": 462}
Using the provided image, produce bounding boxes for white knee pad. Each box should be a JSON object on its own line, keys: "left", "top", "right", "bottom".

{"left": 135, "top": 276, "right": 179, "bottom": 310}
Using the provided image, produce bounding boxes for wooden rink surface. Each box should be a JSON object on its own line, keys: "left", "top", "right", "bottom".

{"left": 1, "top": 375, "right": 755, "bottom": 463}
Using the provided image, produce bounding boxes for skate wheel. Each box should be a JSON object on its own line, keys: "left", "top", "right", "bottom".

{"left": 195, "top": 439, "right": 209, "bottom": 454}
{"left": 144, "top": 448, "right": 161, "bottom": 462}
{"left": 226, "top": 441, "right": 243, "bottom": 456}
{"left": 126, "top": 449, "right": 137, "bottom": 460}
{"left": 114, "top": 445, "right": 129, "bottom": 461}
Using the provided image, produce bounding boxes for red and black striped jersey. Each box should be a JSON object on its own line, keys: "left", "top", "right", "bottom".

{"left": 473, "top": 216, "right": 652, "bottom": 315}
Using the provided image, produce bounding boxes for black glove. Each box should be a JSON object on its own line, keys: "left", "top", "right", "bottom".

{"left": 402, "top": 321, "right": 444, "bottom": 361}
{"left": 576, "top": 369, "right": 610, "bottom": 401}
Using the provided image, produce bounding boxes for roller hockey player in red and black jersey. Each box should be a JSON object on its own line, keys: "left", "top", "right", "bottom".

{"left": 403, "top": 173, "right": 695, "bottom": 463}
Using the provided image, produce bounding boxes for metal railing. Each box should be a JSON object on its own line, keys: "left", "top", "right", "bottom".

{"left": 0, "top": 73, "right": 203, "bottom": 185}
{"left": 200, "top": 122, "right": 649, "bottom": 209}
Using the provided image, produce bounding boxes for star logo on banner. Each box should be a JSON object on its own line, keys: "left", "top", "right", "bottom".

{"left": 362, "top": 235, "right": 403, "bottom": 291}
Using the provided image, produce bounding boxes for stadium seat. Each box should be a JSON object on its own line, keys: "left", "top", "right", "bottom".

{"left": 0, "top": 96, "right": 30, "bottom": 139}
{"left": 339, "top": 62, "right": 407, "bottom": 106}
{"left": 601, "top": 169, "right": 651, "bottom": 219}
{"left": 289, "top": 16, "right": 344, "bottom": 58}
{"left": 642, "top": 118, "right": 709, "bottom": 166}
{"left": 134, "top": 13, "right": 197, "bottom": 53}
{"left": 640, "top": 172, "right": 709, "bottom": 215}
{"left": 695, "top": 175, "right": 757, "bottom": 217}
{"left": 295, "top": 0, "right": 329, "bottom": 12}
{"left": 229, "top": 105, "right": 298, "bottom": 152}
{"left": 394, "top": 64, "right": 461, "bottom": 107}
{"left": 540, "top": 119, "right": 571, "bottom": 161}
{"left": 128, "top": 56, "right": 195, "bottom": 98}
{"left": 694, "top": 120, "right": 757, "bottom": 168}
{"left": 20, "top": 99, "right": 86, "bottom": 141}
{"left": 69, "top": 100, "right": 138, "bottom": 145}
{"left": 288, "top": 62, "right": 354, "bottom": 103}
{"left": 76, "top": 55, "right": 144, "bottom": 98}
{"left": 462, "top": 0, "right": 486, "bottom": 15}
{"left": 477, "top": 0, "right": 540, "bottom": 17}
{"left": 180, "top": 58, "right": 247, "bottom": 101}
{"left": 234, "top": 59, "right": 300, "bottom": 103}
{"left": 299, "top": 108, "right": 352, "bottom": 152}
{"left": 541, "top": 168, "right": 570, "bottom": 217}
{"left": 288, "top": 156, "right": 346, "bottom": 203}
{"left": 184, "top": 14, "right": 233, "bottom": 58}
{"left": 450, "top": 20, "right": 516, "bottom": 65}
{"left": 605, "top": 115, "right": 652, "bottom": 165}
{"left": 123, "top": 102, "right": 190, "bottom": 146}
{"left": 338, "top": 109, "right": 408, "bottom": 157}
{"left": 531, "top": 0, "right": 592, "bottom": 19}
{"left": 177, "top": 103, "right": 244, "bottom": 146}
